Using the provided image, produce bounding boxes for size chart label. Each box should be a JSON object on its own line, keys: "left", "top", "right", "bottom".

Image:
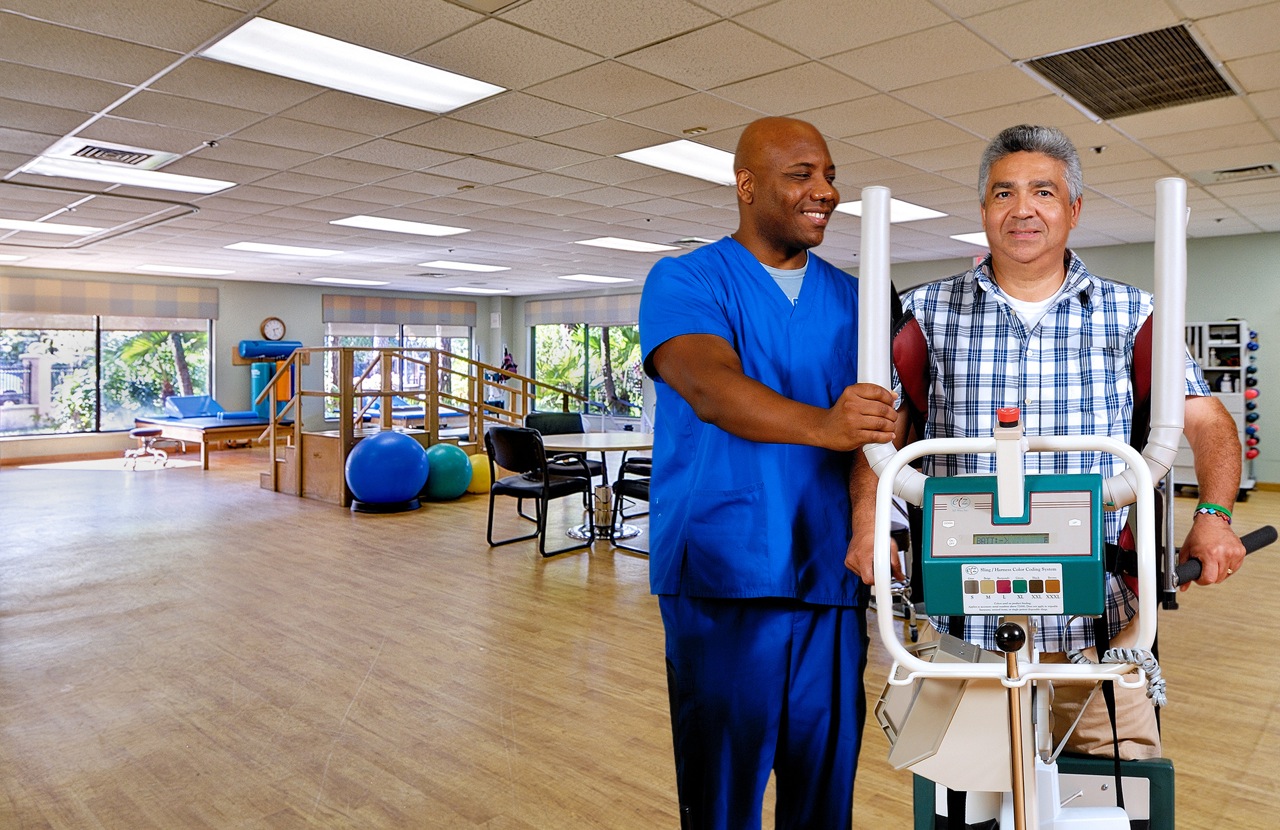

{"left": 960, "top": 563, "right": 1065, "bottom": 614}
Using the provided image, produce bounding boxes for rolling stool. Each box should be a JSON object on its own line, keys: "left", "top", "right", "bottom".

{"left": 124, "top": 427, "right": 175, "bottom": 469}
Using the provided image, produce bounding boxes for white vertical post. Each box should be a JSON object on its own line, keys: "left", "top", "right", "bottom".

{"left": 857, "top": 186, "right": 892, "bottom": 388}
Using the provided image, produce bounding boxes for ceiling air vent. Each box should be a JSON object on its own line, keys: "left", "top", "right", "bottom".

{"left": 1191, "top": 163, "right": 1280, "bottom": 186}
{"left": 71, "top": 145, "right": 155, "bottom": 165}
{"left": 1023, "top": 25, "right": 1235, "bottom": 120}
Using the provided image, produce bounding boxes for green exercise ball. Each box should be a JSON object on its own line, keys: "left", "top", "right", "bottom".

{"left": 422, "top": 443, "right": 473, "bottom": 500}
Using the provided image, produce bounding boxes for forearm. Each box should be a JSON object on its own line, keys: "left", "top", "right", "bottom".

{"left": 1185, "top": 395, "right": 1242, "bottom": 509}
{"left": 675, "top": 361, "right": 831, "bottom": 446}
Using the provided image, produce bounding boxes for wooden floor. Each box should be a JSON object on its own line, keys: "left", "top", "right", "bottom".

{"left": 1, "top": 447, "right": 1276, "bottom": 828}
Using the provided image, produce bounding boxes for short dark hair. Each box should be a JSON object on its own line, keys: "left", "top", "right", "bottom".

{"left": 978, "top": 125, "right": 1083, "bottom": 205}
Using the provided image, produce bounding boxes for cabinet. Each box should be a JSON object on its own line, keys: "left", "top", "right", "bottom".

{"left": 1173, "top": 320, "right": 1258, "bottom": 499}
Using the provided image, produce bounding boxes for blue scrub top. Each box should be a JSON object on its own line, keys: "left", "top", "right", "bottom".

{"left": 639, "top": 237, "right": 864, "bottom": 606}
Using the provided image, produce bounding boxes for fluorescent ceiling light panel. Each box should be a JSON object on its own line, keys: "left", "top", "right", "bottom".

{"left": 419, "top": 260, "right": 510, "bottom": 272}
{"left": 0, "top": 218, "right": 104, "bottom": 236}
{"left": 226, "top": 242, "right": 343, "bottom": 257}
{"left": 137, "top": 264, "right": 234, "bottom": 276}
{"left": 313, "top": 277, "right": 390, "bottom": 286}
{"left": 17, "top": 156, "right": 234, "bottom": 194}
{"left": 950, "top": 232, "right": 990, "bottom": 247}
{"left": 558, "top": 274, "right": 633, "bottom": 284}
{"left": 618, "top": 140, "right": 736, "bottom": 186}
{"left": 574, "top": 237, "right": 680, "bottom": 253}
{"left": 835, "top": 198, "right": 947, "bottom": 223}
{"left": 446, "top": 286, "right": 508, "bottom": 294}
{"left": 0, "top": 254, "right": 29, "bottom": 262}
{"left": 201, "top": 18, "right": 504, "bottom": 113}
{"left": 331, "top": 215, "right": 469, "bottom": 237}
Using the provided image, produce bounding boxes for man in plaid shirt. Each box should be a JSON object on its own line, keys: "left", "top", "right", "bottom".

{"left": 847, "top": 124, "right": 1245, "bottom": 759}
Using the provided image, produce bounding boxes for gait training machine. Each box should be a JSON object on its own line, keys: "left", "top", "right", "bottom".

{"left": 855, "top": 182, "right": 1273, "bottom": 829}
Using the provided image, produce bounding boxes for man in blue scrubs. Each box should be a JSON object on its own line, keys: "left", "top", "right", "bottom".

{"left": 639, "top": 116, "right": 897, "bottom": 829}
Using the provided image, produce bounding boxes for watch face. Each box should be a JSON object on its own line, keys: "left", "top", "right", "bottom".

{"left": 262, "top": 317, "right": 285, "bottom": 340}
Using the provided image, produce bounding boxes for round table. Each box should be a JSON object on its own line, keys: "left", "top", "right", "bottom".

{"left": 539, "top": 431, "right": 653, "bottom": 542}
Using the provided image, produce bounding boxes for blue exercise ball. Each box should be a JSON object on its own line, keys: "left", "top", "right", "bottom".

{"left": 345, "top": 431, "right": 430, "bottom": 506}
{"left": 422, "top": 443, "right": 473, "bottom": 500}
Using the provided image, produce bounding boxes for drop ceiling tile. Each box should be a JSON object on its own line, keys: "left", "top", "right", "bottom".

{"left": 165, "top": 156, "right": 273, "bottom": 185}
{"left": 500, "top": 0, "right": 716, "bottom": 58}
{"left": 379, "top": 171, "right": 485, "bottom": 196}
{"left": 0, "top": 16, "right": 178, "bottom": 85}
{"left": 76, "top": 116, "right": 214, "bottom": 155}
{"left": 846, "top": 120, "right": 976, "bottom": 157}
{"left": 251, "top": 171, "right": 361, "bottom": 197}
{"left": 560, "top": 156, "right": 660, "bottom": 186}
{"left": 1227, "top": 52, "right": 1280, "bottom": 92}
{"left": 427, "top": 156, "right": 532, "bottom": 185}
{"left": 333, "top": 140, "right": 462, "bottom": 172}
{"left": 967, "top": 0, "right": 1176, "bottom": 61}
{"left": 948, "top": 95, "right": 1092, "bottom": 139}
{"left": 824, "top": 24, "right": 1009, "bottom": 93}
{"left": 525, "top": 62, "right": 694, "bottom": 118}
{"left": 617, "top": 22, "right": 805, "bottom": 89}
{"left": 448, "top": 184, "right": 543, "bottom": 207}
{"left": 279, "top": 92, "right": 434, "bottom": 136}
{"left": 482, "top": 141, "right": 599, "bottom": 172}
{"left": 0, "top": 98, "right": 89, "bottom": 136}
{"left": 1143, "top": 122, "right": 1273, "bottom": 157}
{"left": 1084, "top": 158, "right": 1181, "bottom": 186}
{"left": 1110, "top": 96, "right": 1256, "bottom": 138}
{"left": 0, "top": 0, "right": 243, "bottom": 51}
{"left": 1075, "top": 143, "right": 1157, "bottom": 170}
{"left": 109, "top": 91, "right": 266, "bottom": 137}
{"left": 413, "top": 19, "right": 598, "bottom": 90}
{"left": 794, "top": 95, "right": 933, "bottom": 141}
{"left": 619, "top": 93, "right": 759, "bottom": 136}
{"left": 314, "top": 185, "right": 429, "bottom": 208}
{"left": 230, "top": 117, "right": 369, "bottom": 155}
{"left": 824, "top": 140, "right": 878, "bottom": 167}
{"left": 1166, "top": 141, "right": 1280, "bottom": 177}
{"left": 541, "top": 119, "right": 673, "bottom": 156}
{"left": 262, "top": 0, "right": 482, "bottom": 54}
{"left": 153, "top": 60, "right": 323, "bottom": 113}
{"left": 496, "top": 172, "right": 597, "bottom": 197}
{"left": 738, "top": 0, "right": 951, "bottom": 57}
{"left": 0, "top": 63, "right": 127, "bottom": 113}
{"left": 893, "top": 65, "right": 1047, "bottom": 117}
{"left": 392, "top": 117, "right": 522, "bottom": 154}
{"left": 451, "top": 92, "right": 601, "bottom": 138}
{"left": 619, "top": 172, "right": 720, "bottom": 198}
{"left": 712, "top": 62, "right": 876, "bottom": 117}
{"left": 1194, "top": 4, "right": 1280, "bottom": 60}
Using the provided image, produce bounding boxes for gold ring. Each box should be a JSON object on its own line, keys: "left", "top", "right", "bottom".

{"left": 1227, "top": 568, "right": 1234, "bottom": 575}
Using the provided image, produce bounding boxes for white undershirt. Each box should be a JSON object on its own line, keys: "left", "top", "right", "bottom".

{"left": 1003, "top": 282, "right": 1069, "bottom": 330}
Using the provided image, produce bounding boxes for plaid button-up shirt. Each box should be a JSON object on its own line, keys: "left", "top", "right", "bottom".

{"left": 902, "top": 252, "right": 1210, "bottom": 652}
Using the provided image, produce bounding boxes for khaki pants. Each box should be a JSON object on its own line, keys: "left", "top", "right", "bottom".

{"left": 1039, "top": 613, "right": 1162, "bottom": 760}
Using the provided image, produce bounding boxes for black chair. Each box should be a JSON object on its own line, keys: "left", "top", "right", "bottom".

{"left": 485, "top": 426, "right": 594, "bottom": 557}
{"left": 610, "top": 460, "right": 650, "bottom": 556}
{"left": 523, "top": 411, "right": 605, "bottom": 483}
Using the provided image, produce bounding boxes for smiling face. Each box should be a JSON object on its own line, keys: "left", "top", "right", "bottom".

{"left": 980, "top": 150, "right": 1081, "bottom": 284}
{"left": 733, "top": 118, "right": 839, "bottom": 268}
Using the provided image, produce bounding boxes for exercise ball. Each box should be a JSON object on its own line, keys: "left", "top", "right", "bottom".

{"left": 466, "top": 452, "right": 492, "bottom": 494}
{"left": 345, "top": 431, "right": 429, "bottom": 510}
{"left": 1246, "top": 448, "right": 1260, "bottom": 459}
{"left": 1247, "top": 437, "right": 1258, "bottom": 447}
{"left": 1247, "top": 340, "right": 1259, "bottom": 351}
{"left": 422, "top": 443, "right": 472, "bottom": 500}
{"left": 1246, "top": 387, "right": 1260, "bottom": 400}
{"left": 1246, "top": 425, "right": 1257, "bottom": 436}
{"left": 1246, "top": 411, "right": 1260, "bottom": 423}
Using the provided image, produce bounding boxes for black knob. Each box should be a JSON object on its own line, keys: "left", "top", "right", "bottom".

{"left": 994, "top": 622, "right": 1026, "bottom": 653}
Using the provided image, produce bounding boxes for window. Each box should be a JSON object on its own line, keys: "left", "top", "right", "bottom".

{"left": 0, "top": 311, "right": 211, "bottom": 436}
{"left": 322, "top": 323, "right": 471, "bottom": 418}
{"left": 530, "top": 323, "right": 641, "bottom": 417}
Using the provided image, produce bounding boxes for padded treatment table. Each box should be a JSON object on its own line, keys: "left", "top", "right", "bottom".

{"left": 134, "top": 415, "right": 276, "bottom": 470}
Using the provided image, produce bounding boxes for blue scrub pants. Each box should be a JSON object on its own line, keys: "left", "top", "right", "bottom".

{"left": 659, "top": 594, "right": 868, "bottom": 830}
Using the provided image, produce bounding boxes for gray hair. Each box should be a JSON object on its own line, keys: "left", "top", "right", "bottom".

{"left": 978, "top": 125, "right": 1083, "bottom": 205}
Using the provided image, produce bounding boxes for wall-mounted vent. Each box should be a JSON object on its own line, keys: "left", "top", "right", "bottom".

{"left": 1023, "top": 25, "right": 1235, "bottom": 120}
{"left": 1191, "top": 163, "right": 1280, "bottom": 186}
{"left": 71, "top": 145, "right": 155, "bottom": 165}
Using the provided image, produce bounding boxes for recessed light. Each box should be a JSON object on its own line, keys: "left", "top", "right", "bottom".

{"left": 950, "top": 232, "right": 990, "bottom": 247}
{"left": 835, "top": 198, "right": 947, "bottom": 223}
{"left": 331, "top": 215, "right": 469, "bottom": 237}
{"left": 0, "top": 254, "right": 29, "bottom": 262}
{"left": 200, "top": 18, "right": 504, "bottom": 113}
{"left": 0, "top": 218, "right": 104, "bottom": 236}
{"left": 137, "top": 264, "right": 235, "bottom": 276}
{"left": 312, "top": 277, "right": 390, "bottom": 286}
{"left": 418, "top": 260, "right": 510, "bottom": 272}
{"left": 618, "top": 140, "right": 736, "bottom": 186}
{"left": 558, "top": 274, "right": 633, "bottom": 284}
{"left": 17, "top": 156, "right": 235, "bottom": 194}
{"left": 225, "top": 242, "right": 343, "bottom": 257}
{"left": 573, "top": 237, "right": 680, "bottom": 253}
{"left": 446, "top": 286, "right": 509, "bottom": 294}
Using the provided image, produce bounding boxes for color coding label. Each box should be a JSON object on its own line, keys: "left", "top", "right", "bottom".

{"left": 960, "top": 563, "right": 1065, "bottom": 614}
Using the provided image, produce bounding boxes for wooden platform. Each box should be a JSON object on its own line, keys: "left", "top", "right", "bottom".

{"left": 1, "top": 448, "right": 1276, "bottom": 828}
